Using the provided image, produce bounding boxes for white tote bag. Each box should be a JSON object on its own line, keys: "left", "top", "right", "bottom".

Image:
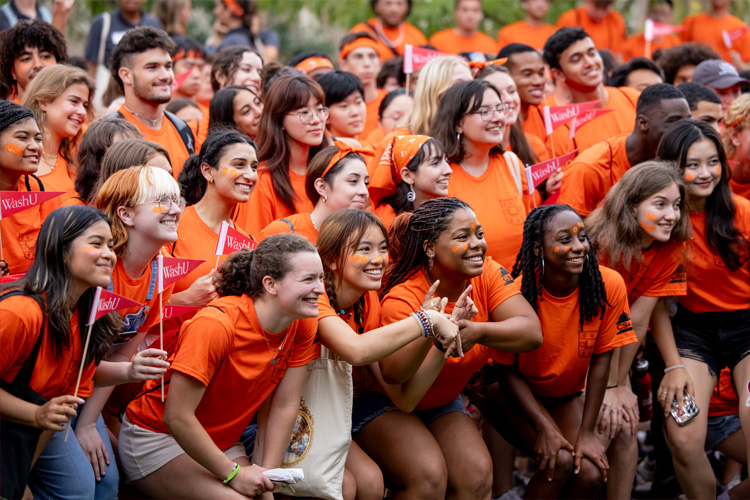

{"left": 279, "top": 346, "right": 353, "bottom": 500}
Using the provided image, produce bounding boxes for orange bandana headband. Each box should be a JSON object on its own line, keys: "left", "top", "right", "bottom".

{"left": 340, "top": 38, "right": 382, "bottom": 61}
{"left": 295, "top": 56, "right": 334, "bottom": 74}
{"left": 322, "top": 140, "right": 376, "bottom": 178}
{"left": 369, "top": 134, "right": 431, "bottom": 204}
{"left": 223, "top": 0, "right": 244, "bottom": 17}
{"left": 726, "top": 113, "right": 750, "bottom": 129}
{"left": 468, "top": 57, "right": 508, "bottom": 71}
{"left": 172, "top": 49, "right": 202, "bottom": 62}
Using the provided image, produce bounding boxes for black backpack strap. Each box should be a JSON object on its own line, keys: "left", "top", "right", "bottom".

{"left": 104, "top": 111, "right": 125, "bottom": 120}
{"left": 164, "top": 110, "right": 196, "bottom": 155}
{"left": 361, "top": 22, "right": 399, "bottom": 58}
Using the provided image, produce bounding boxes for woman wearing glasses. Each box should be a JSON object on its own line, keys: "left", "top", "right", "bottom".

{"left": 238, "top": 74, "right": 332, "bottom": 236}
{"left": 72, "top": 166, "right": 183, "bottom": 484}
{"left": 431, "top": 80, "right": 537, "bottom": 270}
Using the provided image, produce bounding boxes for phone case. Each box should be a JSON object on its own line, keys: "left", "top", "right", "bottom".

{"left": 670, "top": 392, "right": 699, "bottom": 426}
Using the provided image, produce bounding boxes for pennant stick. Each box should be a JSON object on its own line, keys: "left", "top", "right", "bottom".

{"left": 215, "top": 254, "right": 220, "bottom": 270}
{"left": 645, "top": 39, "right": 651, "bottom": 59}
{"left": 65, "top": 321, "right": 94, "bottom": 442}
{"left": 0, "top": 230, "right": 4, "bottom": 261}
{"left": 549, "top": 133, "right": 556, "bottom": 159}
{"left": 160, "top": 291, "right": 165, "bottom": 402}
{"left": 405, "top": 73, "right": 411, "bottom": 93}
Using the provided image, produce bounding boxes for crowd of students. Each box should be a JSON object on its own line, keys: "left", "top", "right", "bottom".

{"left": 1, "top": 0, "right": 750, "bottom": 499}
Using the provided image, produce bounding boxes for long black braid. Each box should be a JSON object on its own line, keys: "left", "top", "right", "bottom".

{"left": 511, "top": 205, "right": 609, "bottom": 330}
{"left": 381, "top": 197, "right": 471, "bottom": 299}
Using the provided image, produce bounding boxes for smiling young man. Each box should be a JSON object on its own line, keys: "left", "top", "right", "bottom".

{"left": 0, "top": 19, "right": 66, "bottom": 102}
{"left": 557, "top": 83, "right": 690, "bottom": 217}
{"left": 109, "top": 26, "right": 194, "bottom": 177}
{"left": 543, "top": 27, "right": 642, "bottom": 153}
{"left": 339, "top": 32, "right": 386, "bottom": 139}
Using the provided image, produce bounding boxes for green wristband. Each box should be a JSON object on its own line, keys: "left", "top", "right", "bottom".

{"left": 223, "top": 463, "right": 240, "bottom": 484}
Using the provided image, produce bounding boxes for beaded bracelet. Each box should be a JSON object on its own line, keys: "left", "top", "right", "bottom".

{"left": 411, "top": 311, "right": 428, "bottom": 337}
{"left": 416, "top": 308, "right": 434, "bottom": 337}
{"left": 663, "top": 364, "right": 685, "bottom": 374}
{"left": 223, "top": 463, "right": 240, "bottom": 484}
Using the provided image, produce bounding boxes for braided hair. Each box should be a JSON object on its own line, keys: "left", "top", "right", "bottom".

{"left": 511, "top": 205, "right": 609, "bottom": 330}
{"left": 381, "top": 197, "right": 471, "bottom": 298}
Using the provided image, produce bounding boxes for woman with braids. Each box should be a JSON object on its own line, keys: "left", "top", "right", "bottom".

{"left": 238, "top": 74, "right": 331, "bottom": 236}
{"left": 313, "top": 209, "right": 461, "bottom": 499}
{"left": 478, "top": 204, "right": 636, "bottom": 499}
{"left": 373, "top": 197, "right": 542, "bottom": 499}
{"left": 655, "top": 119, "right": 750, "bottom": 500}
{"left": 369, "top": 134, "right": 452, "bottom": 230}
{"left": 120, "top": 234, "right": 322, "bottom": 499}
{"left": 430, "top": 79, "right": 537, "bottom": 270}
{"left": 585, "top": 161, "right": 690, "bottom": 499}
{"left": 1, "top": 206, "right": 120, "bottom": 499}
{"left": 261, "top": 142, "right": 370, "bottom": 243}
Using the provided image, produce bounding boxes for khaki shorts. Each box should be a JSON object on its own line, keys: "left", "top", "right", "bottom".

{"left": 119, "top": 415, "right": 247, "bottom": 482}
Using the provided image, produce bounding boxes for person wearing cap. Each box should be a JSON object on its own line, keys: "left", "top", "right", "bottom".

{"left": 682, "top": 0, "right": 750, "bottom": 67}
{"left": 339, "top": 32, "right": 387, "bottom": 140}
{"left": 555, "top": 0, "right": 626, "bottom": 58}
{"left": 289, "top": 51, "right": 335, "bottom": 78}
{"left": 429, "top": 0, "right": 497, "bottom": 56}
{"left": 349, "top": 0, "right": 426, "bottom": 61}
{"left": 496, "top": 0, "right": 555, "bottom": 52}
{"left": 691, "top": 59, "right": 750, "bottom": 114}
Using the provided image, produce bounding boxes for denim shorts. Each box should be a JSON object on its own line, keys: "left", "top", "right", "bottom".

{"left": 351, "top": 391, "right": 397, "bottom": 434}
{"left": 672, "top": 306, "right": 750, "bottom": 377}
{"left": 706, "top": 413, "right": 742, "bottom": 449}
{"left": 412, "top": 395, "right": 470, "bottom": 425}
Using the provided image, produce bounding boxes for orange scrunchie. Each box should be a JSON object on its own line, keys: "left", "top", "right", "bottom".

{"left": 340, "top": 38, "right": 382, "bottom": 61}
{"left": 468, "top": 57, "right": 508, "bottom": 70}
{"left": 322, "top": 140, "right": 376, "bottom": 178}
{"left": 295, "top": 56, "right": 335, "bottom": 75}
{"left": 369, "top": 134, "right": 431, "bottom": 205}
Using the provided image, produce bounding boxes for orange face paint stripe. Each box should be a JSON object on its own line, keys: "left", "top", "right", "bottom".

{"left": 5, "top": 143, "right": 24, "bottom": 155}
{"left": 640, "top": 221, "right": 655, "bottom": 231}
{"left": 685, "top": 173, "right": 694, "bottom": 180}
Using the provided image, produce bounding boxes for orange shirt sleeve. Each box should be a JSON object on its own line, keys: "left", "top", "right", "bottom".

{"left": 363, "top": 89, "right": 387, "bottom": 143}
{"left": 594, "top": 267, "right": 637, "bottom": 354}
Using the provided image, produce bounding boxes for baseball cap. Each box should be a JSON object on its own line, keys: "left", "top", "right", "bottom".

{"left": 691, "top": 59, "right": 750, "bottom": 90}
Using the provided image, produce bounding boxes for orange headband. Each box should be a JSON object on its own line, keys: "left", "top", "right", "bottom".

{"left": 468, "top": 57, "right": 508, "bottom": 71}
{"left": 322, "top": 140, "right": 376, "bottom": 178}
{"left": 369, "top": 134, "right": 431, "bottom": 205}
{"left": 223, "top": 0, "right": 244, "bottom": 17}
{"left": 172, "top": 49, "right": 201, "bottom": 62}
{"left": 295, "top": 56, "right": 334, "bottom": 74}
{"left": 340, "top": 38, "right": 382, "bottom": 61}
{"left": 726, "top": 113, "right": 750, "bottom": 129}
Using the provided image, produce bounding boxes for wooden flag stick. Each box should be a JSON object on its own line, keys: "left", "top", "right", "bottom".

{"left": 65, "top": 322, "right": 94, "bottom": 442}
{"left": 160, "top": 291, "right": 165, "bottom": 402}
{"left": 215, "top": 254, "right": 220, "bottom": 270}
{"left": 405, "top": 73, "right": 411, "bottom": 94}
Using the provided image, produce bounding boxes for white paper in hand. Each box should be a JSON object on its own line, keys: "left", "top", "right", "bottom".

{"left": 263, "top": 468, "right": 304, "bottom": 484}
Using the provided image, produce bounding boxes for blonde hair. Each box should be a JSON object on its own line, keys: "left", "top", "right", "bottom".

{"left": 95, "top": 166, "right": 180, "bottom": 256}
{"left": 22, "top": 64, "right": 95, "bottom": 166}
{"left": 723, "top": 93, "right": 750, "bottom": 159}
{"left": 408, "top": 56, "right": 470, "bottom": 135}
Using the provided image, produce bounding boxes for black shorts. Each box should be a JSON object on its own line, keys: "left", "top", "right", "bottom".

{"left": 672, "top": 305, "right": 750, "bottom": 377}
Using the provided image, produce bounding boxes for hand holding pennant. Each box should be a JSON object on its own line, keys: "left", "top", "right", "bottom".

{"left": 0, "top": 191, "right": 65, "bottom": 260}
{"left": 568, "top": 108, "right": 614, "bottom": 140}
{"left": 65, "top": 287, "right": 143, "bottom": 441}
{"left": 525, "top": 150, "right": 578, "bottom": 194}
{"left": 542, "top": 101, "right": 598, "bottom": 157}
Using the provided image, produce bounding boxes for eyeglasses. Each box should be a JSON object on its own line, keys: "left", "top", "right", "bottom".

{"left": 138, "top": 195, "right": 187, "bottom": 214}
{"left": 470, "top": 104, "right": 510, "bottom": 122}
{"left": 288, "top": 106, "right": 329, "bottom": 124}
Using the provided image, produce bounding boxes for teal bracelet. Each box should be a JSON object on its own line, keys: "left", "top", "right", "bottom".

{"left": 223, "top": 463, "right": 240, "bottom": 484}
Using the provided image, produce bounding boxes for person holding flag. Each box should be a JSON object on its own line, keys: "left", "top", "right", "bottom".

{"left": 682, "top": 0, "right": 750, "bottom": 67}
{"left": 622, "top": 0, "right": 683, "bottom": 61}
{"left": 0, "top": 205, "right": 121, "bottom": 499}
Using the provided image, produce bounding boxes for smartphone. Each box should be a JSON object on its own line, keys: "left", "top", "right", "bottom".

{"left": 670, "top": 391, "right": 699, "bottom": 426}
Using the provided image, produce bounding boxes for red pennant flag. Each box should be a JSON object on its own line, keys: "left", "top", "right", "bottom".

{"left": 88, "top": 287, "right": 143, "bottom": 325}
{"left": 569, "top": 108, "right": 615, "bottom": 139}
{"left": 0, "top": 191, "right": 65, "bottom": 220}
{"left": 644, "top": 19, "right": 684, "bottom": 42}
{"left": 525, "top": 150, "right": 578, "bottom": 194}
{"left": 172, "top": 66, "right": 195, "bottom": 94}
{"left": 723, "top": 26, "right": 749, "bottom": 49}
{"left": 543, "top": 101, "right": 599, "bottom": 135}
{"left": 162, "top": 304, "right": 199, "bottom": 320}
{"left": 215, "top": 221, "right": 257, "bottom": 256}
{"left": 403, "top": 44, "right": 449, "bottom": 74}
{"left": 157, "top": 255, "right": 205, "bottom": 293}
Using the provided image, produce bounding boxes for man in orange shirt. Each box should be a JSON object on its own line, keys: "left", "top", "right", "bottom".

{"left": 690, "top": 58, "right": 750, "bottom": 114}
{"left": 108, "top": 26, "right": 194, "bottom": 177}
{"left": 556, "top": 0, "right": 626, "bottom": 58}
{"left": 543, "top": 27, "right": 642, "bottom": 152}
{"left": 557, "top": 84, "right": 690, "bottom": 216}
{"left": 682, "top": 0, "right": 750, "bottom": 66}
{"left": 496, "top": 0, "right": 555, "bottom": 52}
{"left": 429, "top": 0, "right": 497, "bottom": 55}
{"left": 350, "top": 0, "right": 427, "bottom": 61}
{"left": 622, "top": 0, "right": 681, "bottom": 61}
{"left": 339, "top": 32, "right": 386, "bottom": 140}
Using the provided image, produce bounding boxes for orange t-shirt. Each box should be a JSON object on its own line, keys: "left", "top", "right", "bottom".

{"left": 188, "top": 114, "right": 211, "bottom": 155}
{"left": 708, "top": 368, "right": 739, "bottom": 417}
{"left": 523, "top": 103, "right": 575, "bottom": 158}
{"left": 622, "top": 33, "right": 682, "bottom": 61}
{"left": 111, "top": 257, "right": 173, "bottom": 335}
{"left": 496, "top": 21, "right": 556, "bottom": 52}
{"left": 0, "top": 296, "right": 95, "bottom": 399}
{"left": 260, "top": 212, "right": 318, "bottom": 244}
{"left": 126, "top": 294, "right": 318, "bottom": 449}
{"left": 599, "top": 238, "right": 687, "bottom": 304}
{"left": 556, "top": 6, "right": 627, "bottom": 54}
{"left": 557, "top": 133, "right": 630, "bottom": 217}
{"left": 679, "top": 195, "right": 750, "bottom": 313}
{"left": 568, "top": 87, "right": 639, "bottom": 153}
{"left": 373, "top": 203, "right": 398, "bottom": 232}
{"left": 363, "top": 89, "right": 388, "bottom": 141}
{"left": 525, "top": 132, "right": 550, "bottom": 162}
{"left": 448, "top": 154, "right": 535, "bottom": 269}
{"left": 497, "top": 266, "right": 636, "bottom": 397}
{"left": 682, "top": 13, "right": 750, "bottom": 63}
{"left": 729, "top": 177, "right": 750, "bottom": 200}
{"left": 363, "top": 126, "right": 386, "bottom": 151}
{"left": 350, "top": 19, "right": 427, "bottom": 61}
{"left": 380, "top": 258, "right": 520, "bottom": 409}
{"left": 237, "top": 165, "right": 314, "bottom": 237}
{"left": 117, "top": 106, "right": 191, "bottom": 179}
{"left": 429, "top": 29, "right": 498, "bottom": 55}
{"left": 19, "top": 155, "right": 76, "bottom": 196}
